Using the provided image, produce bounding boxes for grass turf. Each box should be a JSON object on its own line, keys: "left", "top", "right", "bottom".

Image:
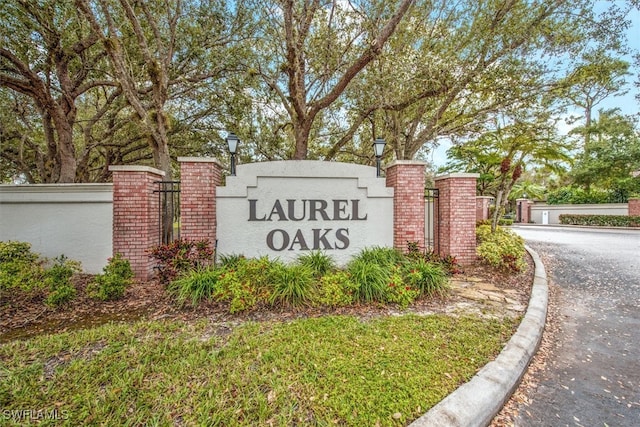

{"left": 0, "top": 314, "right": 517, "bottom": 426}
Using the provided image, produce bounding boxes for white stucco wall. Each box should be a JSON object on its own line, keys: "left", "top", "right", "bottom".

{"left": 217, "top": 161, "right": 394, "bottom": 266}
{"left": 0, "top": 184, "right": 113, "bottom": 273}
{"left": 530, "top": 203, "right": 629, "bottom": 225}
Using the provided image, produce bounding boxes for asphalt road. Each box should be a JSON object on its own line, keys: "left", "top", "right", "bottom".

{"left": 511, "top": 226, "right": 640, "bottom": 427}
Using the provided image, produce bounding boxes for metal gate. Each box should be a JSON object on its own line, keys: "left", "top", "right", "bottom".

{"left": 425, "top": 188, "right": 439, "bottom": 253}
{"left": 154, "top": 180, "right": 181, "bottom": 244}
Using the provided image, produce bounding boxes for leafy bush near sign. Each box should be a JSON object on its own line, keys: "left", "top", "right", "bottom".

{"left": 475, "top": 224, "right": 526, "bottom": 272}
{"left": 315, "top": 271, "right": 358, "bottom": 307}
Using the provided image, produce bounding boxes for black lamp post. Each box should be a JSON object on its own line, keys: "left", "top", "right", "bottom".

{"left": 373, "top": 137, "right": 386, "bottom": 177}
{"left": 226, "top": 132, "right": 239, "bottom": 176}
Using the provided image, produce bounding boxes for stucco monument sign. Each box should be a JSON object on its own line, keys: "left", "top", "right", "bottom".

{"left": 216, "top": 161, "right": 394, "bottom": 265}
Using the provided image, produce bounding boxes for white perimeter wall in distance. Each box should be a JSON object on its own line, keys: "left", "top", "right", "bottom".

{"left": 0, "top": 184, "right": 113, "bottom": 273}
{"left": 530, "top": 203, "right": 628, "bottom": 225}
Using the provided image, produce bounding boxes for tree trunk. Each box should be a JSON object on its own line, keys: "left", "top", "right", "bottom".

{"left": 54, "top": 116, "right": 78, "bottom": 183}
{"left": 293, "top": 118, "right": 312, "bottom": 160}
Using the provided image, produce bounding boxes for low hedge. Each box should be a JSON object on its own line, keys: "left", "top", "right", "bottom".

{"left": 559, "top": 214, "right": 640, "bottom": 227}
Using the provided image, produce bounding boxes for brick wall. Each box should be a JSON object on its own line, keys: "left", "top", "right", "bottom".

{"left": 386, "top": 161, "right": 427, "bottom": 251}
{"left": 629, "top": 198, "right": 640, "bottom": 216}
{"left": 109, "top": 165, "right": 164, "bottom": 280}
{"left": 179, "top": 158, "right": 223, "bottom": 244}
{"left": 435, "top": 173, "right": 479, "bottom": 265}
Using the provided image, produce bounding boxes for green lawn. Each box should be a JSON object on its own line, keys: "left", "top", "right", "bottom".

{"left": 0, "top": 314, "right": 516, "bottom": 426}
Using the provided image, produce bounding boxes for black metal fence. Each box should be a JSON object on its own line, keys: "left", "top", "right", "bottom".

{"left": 425, "top": 188, "right": 439, "bottom": 253}
{"left": 154, "top": 181, "right": 181, "bottom": 245}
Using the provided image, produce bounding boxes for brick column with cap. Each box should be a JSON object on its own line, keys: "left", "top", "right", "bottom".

{"left": 109, "top": 165, "right": 164, "bottom": 280}
{"left": 385, "top": 161, "right": 427, "bottom": 252}
{"left": 435, "top": 173, "right": 479, "bottom": 265}
{"left": 516, "top": 198, "right": 532, "bottom": 223}
{"left": 476, "top": 196, "right": 493, "bottom": 222}
{"left": 178, "top": 157, "right": 223, "bottom": 244}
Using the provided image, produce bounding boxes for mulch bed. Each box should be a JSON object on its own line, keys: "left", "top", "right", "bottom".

{"left": 0, "top": 256, "right": 534, "bottom": 344}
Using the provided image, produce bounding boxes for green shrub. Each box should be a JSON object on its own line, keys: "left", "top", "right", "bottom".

{"left": 0, "top": 241, "right": 44, "bottom": 292}
{"left": 384, "top": 268, "right": 419, "bottom": 308}
{"left": 169, "top": 266, "right": 220, "bottom": 307}
{"left": 44, "top": 282, "right": 77, "bottom": 307}
{"left": 311, "top": 271, "right": 357, "bottom": 307}
{"left": 210, "top": 256, "right": 278, "bottom": 313}
{"left": 403, "top": 259, "right": 448, "bottom": 297}
{"left": 43, "top": 255, "right": 81, "bottom": 307}
{"left": 0, "top": 241, "right": 39, "bottom": 264}
{"left": 214, "top": 269, "right": 259, "bottom": 313}
{"left": 149, "top": 239, "right": 214, "bottom": 284}
{"left": 269, "top": 264, "right": 315, "bottom": 307}
{"left": 88, "top": 254, "right": 134, "bottom": 301}
{"left": 476, "top": 225, "right": 526, "bottom": 272}
{"left": 559, "top": 214, "right": 640, "bottom": 227}
{"left": 297, "top": 251, "right": 335, "bottom": 277}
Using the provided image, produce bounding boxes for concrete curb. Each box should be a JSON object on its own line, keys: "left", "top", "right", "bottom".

{"left": 410, "top": 246, "right": 548, "bottom": 427}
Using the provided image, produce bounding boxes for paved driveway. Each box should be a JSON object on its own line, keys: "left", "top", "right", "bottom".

{"left": 511, "top": 226, "right": 640, "bottom": 427}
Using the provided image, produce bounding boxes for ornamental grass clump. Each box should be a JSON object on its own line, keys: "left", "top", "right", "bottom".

{"left": 476, "top": 224, "right": 526, "bottom": 272}
{"left": 269, "top": 263, "right": 315, "bottom": 307}
{"left": 347, "top": 257, "right": 391, "bottom": 303}
{"left": 355, "top": 246, "right": 405, "bottom": 268}
{"left": 403, "top": 259, "right": 449, "bottom": 297}
{"left": 168, "top": 266, "right": 220, "bottom": 307}
{"left": 296, "top": 250, "right": 336, "bottom": 277}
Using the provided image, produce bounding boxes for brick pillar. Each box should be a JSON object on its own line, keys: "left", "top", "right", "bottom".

{"left": 385, "top": 161, "right": 427, "bottom": 251}
{"left": 435, "top": 173, "right": 479, "bottom": 265}
{"left": 629, "top": 198, "right": 640, "bottom": 216}
{"left": 178, "top": 157, "right": 223, "bottom": 243}
{"left": 517, "top": 199, "right": 532, "bottom": 223}
{"left": 476, "top": 196, "right": 493, "bottom": 222}
{"left": 109, "top": 165, "right": 165, "bottom": 280}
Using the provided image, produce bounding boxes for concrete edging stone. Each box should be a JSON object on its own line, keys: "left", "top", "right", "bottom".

{"left": 410, "top": 246, "right": 548, "bottom": 427}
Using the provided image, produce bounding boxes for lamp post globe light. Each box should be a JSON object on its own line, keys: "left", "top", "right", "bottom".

{"left": 373, "top": 137, "right": 386, "bottom": 177}
{"left": 226, "top": 132, "right": 239, "bottom": 176}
